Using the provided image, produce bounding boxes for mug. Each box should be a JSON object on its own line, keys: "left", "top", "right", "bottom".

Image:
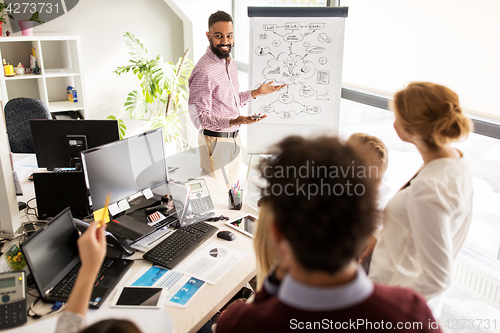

{"left": 4, "top": 65, "right": 14, "bottom": 76}
{"left": 14, "top": 67, "right": 24, "bottom": 75}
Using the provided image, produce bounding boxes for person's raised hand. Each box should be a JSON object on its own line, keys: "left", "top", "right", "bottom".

{"left": 77, "top": 221, "right": 107, "bottom": 276}
{"left": 251, "top": 81, "right": 287, "bottom": 98}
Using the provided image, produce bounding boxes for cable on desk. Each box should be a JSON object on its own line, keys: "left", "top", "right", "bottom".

{"left": 27, "top": 298, "right": 66, "bottom": 319}
{"left": 183, "top": 212, "right": 215, "bottom": 225}
{"left": 205, "top": 215, "right": 229, "bottom": 222}
{"left": 27, "top": 288, "right": 39, "bottom": 298}
{"left": 26, "top": 197, "right": 38, "bottom": 220}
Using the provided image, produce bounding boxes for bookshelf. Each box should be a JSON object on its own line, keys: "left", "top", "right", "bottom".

{"left": 0, "top": 35, "right": 87, "bottom": 119}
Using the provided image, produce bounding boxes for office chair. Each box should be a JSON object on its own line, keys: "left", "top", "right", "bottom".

{"left": 4, "top": 97, "right": 51, "bottom": 153}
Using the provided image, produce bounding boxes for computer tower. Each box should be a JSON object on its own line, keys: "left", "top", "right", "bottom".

{"left": 33, "top": 172, "right": 90, "bottom": 219}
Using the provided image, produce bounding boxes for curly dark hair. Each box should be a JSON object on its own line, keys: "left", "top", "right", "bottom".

{"left": 258, "top": 136, "right": 377, "bottom": 274}
{"left": 80, "top": 319, "right": 141, "bottom": 333}
{"left": 208, "top": 10, "right": 233, "bottom": 29}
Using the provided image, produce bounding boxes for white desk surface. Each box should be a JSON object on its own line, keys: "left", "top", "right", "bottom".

{"left": 11, "top": 150, "right": 257, "bottom": 333}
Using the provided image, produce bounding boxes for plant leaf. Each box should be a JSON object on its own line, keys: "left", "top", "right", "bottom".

{"left": 106, "top": 115, "right": 127, "bottom": 139}
{"left": 153, "top": 56, "right": 178, "bottom": 94}
{"left": 124, "top": 32, "right": 149, "bottom": 62}
{"left": 124, "top": 91, "right": 148, "bottom": 119}
{"left": 176, "top": 58, "right": 194, "bottom": 87}
{"left": 150, "top": 114, "right": 182, "bottom": 143}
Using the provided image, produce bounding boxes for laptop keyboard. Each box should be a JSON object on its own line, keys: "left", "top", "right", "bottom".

{"left": 143, "top": 221, "right": 218, "bottom": 269}
{"left": 50, "top": 258, "right": 114, "bottom": 298}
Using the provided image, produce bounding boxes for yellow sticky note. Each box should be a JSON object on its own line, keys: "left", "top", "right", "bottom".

{"left": 93, "top": 207, "right": 110, "bottom": 226}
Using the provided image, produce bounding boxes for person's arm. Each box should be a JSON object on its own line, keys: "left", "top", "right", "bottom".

{"left": 64, "top": 221, "right": 107, "bottom": 315}
{"left": 188, "top": 69, "right": 232, "bottom": 130}
{"left": 404, "top": 178, "right": 457, "bottom": 299}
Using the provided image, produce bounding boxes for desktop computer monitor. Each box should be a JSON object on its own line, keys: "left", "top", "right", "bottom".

{"left": 30, "top": 119, "right": 120, "bottom": 169}
{"left": 80, "top": 128, "right": 168, "bottom": 212}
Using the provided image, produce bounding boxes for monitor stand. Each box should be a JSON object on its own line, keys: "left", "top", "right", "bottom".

{"left": 106, "top": 197, "right": 160, "bottom": 241}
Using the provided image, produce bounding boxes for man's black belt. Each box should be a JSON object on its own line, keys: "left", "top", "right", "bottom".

{"left": 202, "top": 129, "right": 239, "bottom": 138}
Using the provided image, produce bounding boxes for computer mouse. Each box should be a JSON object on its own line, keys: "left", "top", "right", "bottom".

{"left": 217, "top": 230, "right": 236, "bottom": 241}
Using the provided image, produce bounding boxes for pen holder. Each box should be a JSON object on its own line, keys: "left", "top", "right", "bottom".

{"left": 228, "top": 189, "right": 243, "bottom": 210}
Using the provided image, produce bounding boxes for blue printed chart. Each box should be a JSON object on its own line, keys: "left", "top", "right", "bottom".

{"left": 131, "top": 266, "right": 205, "bottom": 308}
{"left": 168, "top": 278, "right": 204, "bottom": 307}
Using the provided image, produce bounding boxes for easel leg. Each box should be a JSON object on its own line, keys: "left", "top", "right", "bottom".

{"left": 243, "top": 154, "right": 253, "bottom": 200}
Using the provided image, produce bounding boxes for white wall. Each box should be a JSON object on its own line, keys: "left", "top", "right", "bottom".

{"left": 341, "top": 0, "right": 500, "bottom": 120}
{"left": 163, "top": 0, "right": 232, "bottom": 147}
{"left": 4, "top": 0, "right": 184, "bottom": 123}
{"left": 165, "top": 0, "right": 232, "bottom": 63}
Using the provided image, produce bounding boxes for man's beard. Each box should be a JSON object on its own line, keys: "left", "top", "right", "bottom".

{"left": 210, "top": 38, "right": 233, "bottom": 59}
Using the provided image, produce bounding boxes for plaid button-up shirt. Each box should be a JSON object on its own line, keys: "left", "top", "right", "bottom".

{"left": 188, "top": 47, "right": 253, "bottom": 132}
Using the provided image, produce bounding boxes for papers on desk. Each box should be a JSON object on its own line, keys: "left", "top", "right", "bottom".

{"left": 130, "top": 266, "right": 204, "bottom": 308}
{"left": 131, "top": 227, "right": 173, "bottom": 252}
{"left": 175, "top": 242, "right": 248, "bottom": 285}
{"left": 13, "top": 154, "right": 38, "bottom": 180}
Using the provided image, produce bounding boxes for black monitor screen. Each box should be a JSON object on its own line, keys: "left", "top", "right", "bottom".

{"left": 81, "top": 128, "right": 167, "bottom": 211}
{"left": 21, "top": 208, "right": 80, "bottom": 298}
{"left": 30, "top": 119, "right": 120, "bottom": 168}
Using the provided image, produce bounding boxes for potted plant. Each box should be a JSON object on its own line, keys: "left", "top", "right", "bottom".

{"left": 0, "top": 3, "right": 14, "bottom": 36}
{"left": 19, "top": 11, "right": 44, "bottom": 36}
{"left": 110, "top": 32, "right": 193, "bottom": 152}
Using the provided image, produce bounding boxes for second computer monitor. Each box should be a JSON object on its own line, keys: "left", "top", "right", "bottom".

{"left": 30, "top": 119, "right": 120, "bottom": 169}
{"left": 81, "top": 128, "right": 168, "bottom": 212}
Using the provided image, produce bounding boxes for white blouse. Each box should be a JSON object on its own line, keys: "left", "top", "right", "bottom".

{"left": 369, "top": 156, "right": 473, "bottom": 318}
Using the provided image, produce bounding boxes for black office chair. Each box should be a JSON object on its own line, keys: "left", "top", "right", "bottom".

{"left": 4, "top": 97, "right": 51, "bottom": 153}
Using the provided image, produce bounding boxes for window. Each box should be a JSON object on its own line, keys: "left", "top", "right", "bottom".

{"left": 339, "top": 99, "right": 500, "bottom": 260}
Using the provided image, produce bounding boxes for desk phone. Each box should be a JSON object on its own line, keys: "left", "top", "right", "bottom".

{"left": 184, "top": 178, "right": 214, "bottom": 214}
{"left": 0, "top": 271, "right": 27, "bottom": 329}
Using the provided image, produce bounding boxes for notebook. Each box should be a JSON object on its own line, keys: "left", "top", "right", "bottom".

{"left": 20, "top": 207, "right": 134, "bottom": 309}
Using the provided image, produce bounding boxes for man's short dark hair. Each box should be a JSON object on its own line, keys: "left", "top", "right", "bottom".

{"left": 208, "top": 10, "right": 233, "bottom": 28}
{"left": 258, "top": 136, "right": 377, "bottom": 274}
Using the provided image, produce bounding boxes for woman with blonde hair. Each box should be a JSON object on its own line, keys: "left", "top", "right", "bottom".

{"left": 369, "top": 82, "right": 473, "bottom": 319}
{"left": 253, "top": 201, "right": 278, "bottom": 291}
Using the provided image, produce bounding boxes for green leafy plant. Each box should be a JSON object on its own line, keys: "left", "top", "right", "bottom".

{"left": 0, "top": 3, "right": 14, "bottom": 24}
{"left": 111, "top": 32, "right": 193, "bottom": 147}
{"left": 23, "top": 11, "right": 44, "bottom": 25}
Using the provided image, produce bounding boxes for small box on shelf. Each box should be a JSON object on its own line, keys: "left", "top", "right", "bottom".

{"left": 52, "top": 110, "right": 83, "bottom": 120}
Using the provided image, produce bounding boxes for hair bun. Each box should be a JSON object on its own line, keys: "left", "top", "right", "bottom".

{"left": 394, "top": 82, "right": 473, "bottom": 148}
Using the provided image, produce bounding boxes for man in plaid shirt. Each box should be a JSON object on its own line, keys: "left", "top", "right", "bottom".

{"left": 189, "top": 10, "right": 285, "bottom": 187}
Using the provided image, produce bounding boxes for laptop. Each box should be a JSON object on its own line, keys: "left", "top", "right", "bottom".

{"left": 21, "top": 207, "right": 133, "bottom": 308}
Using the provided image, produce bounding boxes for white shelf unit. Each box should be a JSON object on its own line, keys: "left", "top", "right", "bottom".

{"left": 0, "top": 35, "right": 87, "bottom": 118}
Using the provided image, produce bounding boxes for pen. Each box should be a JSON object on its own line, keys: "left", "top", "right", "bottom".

{"left": 97, "top": 192, "right": 111, "bottom": 228}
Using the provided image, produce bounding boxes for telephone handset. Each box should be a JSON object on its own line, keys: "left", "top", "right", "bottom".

{"left": 184, "top": 178, "right": 214, "bottom": 215}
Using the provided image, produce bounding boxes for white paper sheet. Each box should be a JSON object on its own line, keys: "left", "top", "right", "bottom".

{"left": 175, "top": 242, "right": 248, "bottom": 285}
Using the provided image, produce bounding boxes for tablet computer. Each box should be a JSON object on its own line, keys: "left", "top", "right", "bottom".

{"left": 111, "top": 287, "right": 167, "bottom": 309}
{"left": 225, "top": 214, "right": 258, "bottom": 238}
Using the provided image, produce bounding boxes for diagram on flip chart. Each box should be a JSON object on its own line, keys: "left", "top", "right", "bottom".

{"left": 250, "top": 17, "right": 342, "bottom": 125}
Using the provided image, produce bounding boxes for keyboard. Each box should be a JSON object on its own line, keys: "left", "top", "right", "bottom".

{"left": 50, "top": 258, "right": 114, "bottom": 298}
{"left": 143, "top": 221, "right": 218, "bottom": 269}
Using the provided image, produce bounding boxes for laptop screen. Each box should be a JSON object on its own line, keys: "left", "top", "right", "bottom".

{"left": 21, "top": 207, "right": 80, "bottom": 298}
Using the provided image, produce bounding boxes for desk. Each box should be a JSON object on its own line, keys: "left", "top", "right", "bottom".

{"left": 11, "top": 150, "right": 257, "bottom": 333}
